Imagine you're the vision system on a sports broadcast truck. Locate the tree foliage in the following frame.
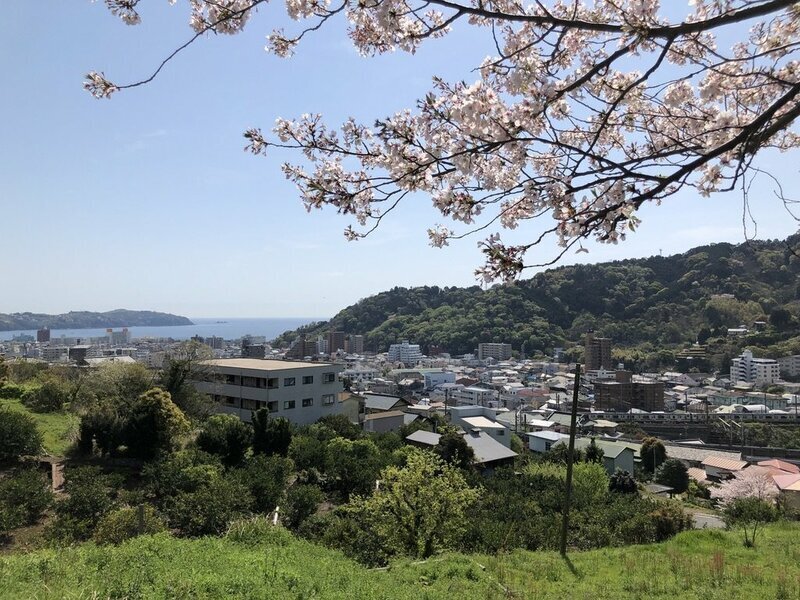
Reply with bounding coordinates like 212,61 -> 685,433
196,414 -> 252,466
124,388 -> 190,459
655,458 -> 689,494
640,437 -> 667,473
252,412 -> 293,457
348,449 -> 478,558
723,497 -> 778,548
434,429 -> 475,470
0,409 -> 42,461
90,1 -> 800,281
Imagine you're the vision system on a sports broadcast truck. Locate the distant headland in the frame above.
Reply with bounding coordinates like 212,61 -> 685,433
0,310 -> 193,332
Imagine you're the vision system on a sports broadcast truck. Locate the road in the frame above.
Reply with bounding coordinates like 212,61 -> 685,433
689,510 -> 725,529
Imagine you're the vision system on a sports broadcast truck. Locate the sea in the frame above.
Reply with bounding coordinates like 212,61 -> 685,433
0,317 -> 327,343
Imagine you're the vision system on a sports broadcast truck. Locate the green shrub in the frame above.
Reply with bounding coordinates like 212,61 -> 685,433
196,414 -> 252,466
0,383 -> 25,399
20,380 -> 68,413
0,409 -> 42,460
93,505 -> 167,545
225,516 -> 293,546
609,469 -> 638,494
724,497 -> 779,547
47,466 -> 119,544
229,454 -> 292,514
0,467 -> 52,525
164,475 -> 253,537
283,484 -> 323,530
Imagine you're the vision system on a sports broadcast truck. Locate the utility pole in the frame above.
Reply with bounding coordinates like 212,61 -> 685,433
559,363 -> 581,556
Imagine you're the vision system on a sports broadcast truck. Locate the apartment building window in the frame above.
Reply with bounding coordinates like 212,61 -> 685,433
322,372 -> 336,383
284,400 -> 296,410
302,398 -> 313,407
267,401 -> 278,413
254,400 -> 268,411
302,375 -> 314,384
268,378 -> 279,389
322,394 -> 335,406
225,374 -> 237,385
224,396 -> 238,407
242,399 -> 257,410
284,377 -> 296,387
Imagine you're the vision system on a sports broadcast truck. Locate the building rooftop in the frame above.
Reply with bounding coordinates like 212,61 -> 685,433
462,416 -> 506,430
203,358 -> 335,371
364,410 -> 407,421
701,456 -> 748,471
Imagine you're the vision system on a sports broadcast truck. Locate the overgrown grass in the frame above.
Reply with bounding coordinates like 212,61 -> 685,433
0,398 -> 77,456
0,522 -> 797,599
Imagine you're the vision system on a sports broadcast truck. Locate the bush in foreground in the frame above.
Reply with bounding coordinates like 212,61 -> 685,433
93,505 -> 167,545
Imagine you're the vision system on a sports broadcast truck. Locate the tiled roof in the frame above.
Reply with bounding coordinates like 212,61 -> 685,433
701,456 -> 748,471
757,459 -> 800,474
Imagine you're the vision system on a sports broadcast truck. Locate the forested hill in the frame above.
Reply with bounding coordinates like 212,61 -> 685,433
0,310 -> 193,331
274,234 -> 800,357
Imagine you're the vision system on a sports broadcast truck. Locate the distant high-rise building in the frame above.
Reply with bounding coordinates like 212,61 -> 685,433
107,328 -> 131,346
37,327 -> 50,343
327,330 -> 346,354
345,334 -> 364,354
206,336 -> 224,350
585,332 -> 612,370
477,343 -> 512,361
286,335 -> 317,360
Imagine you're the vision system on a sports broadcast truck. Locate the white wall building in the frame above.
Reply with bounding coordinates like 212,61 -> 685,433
450,386 -> 499,407
194,358 -> 344,426
730,350 -> 780,386
387,341 -> 423,365
423,371 -> 456,390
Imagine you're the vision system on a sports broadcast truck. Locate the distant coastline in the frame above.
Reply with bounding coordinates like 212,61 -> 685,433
0,309 -> 193,332
0,317 -> 326,343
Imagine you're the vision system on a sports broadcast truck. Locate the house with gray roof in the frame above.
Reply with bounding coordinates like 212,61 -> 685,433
553,437 -> 635,475
405,429 -> 517,469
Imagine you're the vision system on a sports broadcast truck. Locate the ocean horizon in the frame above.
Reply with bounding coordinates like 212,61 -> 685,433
0,317 -> 328,343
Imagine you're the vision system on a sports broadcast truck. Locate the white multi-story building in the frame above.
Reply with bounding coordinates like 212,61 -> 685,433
423,370 -> 456,390
477,343 -> 512,361
778,355 -> 800,377
730,350 -> 780,386
193,358 -> 345,426
387,341 -> 423,365
450,386 -> 499,407
341,367 -> 379,384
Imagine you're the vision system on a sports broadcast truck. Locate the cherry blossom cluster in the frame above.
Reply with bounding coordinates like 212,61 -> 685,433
710,469 -> 779,505
91,0 -> 800,279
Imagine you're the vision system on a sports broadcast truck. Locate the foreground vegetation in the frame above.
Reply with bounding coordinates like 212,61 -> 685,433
0,523 -> 798,599
0,398 -> 76,456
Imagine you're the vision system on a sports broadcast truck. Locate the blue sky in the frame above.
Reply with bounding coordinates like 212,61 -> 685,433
1,2 -> 798,318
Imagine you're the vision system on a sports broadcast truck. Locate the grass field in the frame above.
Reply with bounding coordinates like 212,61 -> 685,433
0,398 -> 77,457
0,521 -> 797,599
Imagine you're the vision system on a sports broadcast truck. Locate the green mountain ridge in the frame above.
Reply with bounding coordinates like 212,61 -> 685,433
0,310 -> 193,332
275,234 -> 800,360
